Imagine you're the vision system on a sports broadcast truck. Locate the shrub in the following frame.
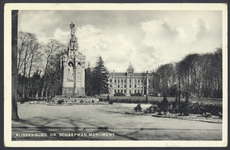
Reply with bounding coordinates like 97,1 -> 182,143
57,99 -> 64,104
131,93 -> 142,96
133,104 -> 142,112
114,93 -> 126,96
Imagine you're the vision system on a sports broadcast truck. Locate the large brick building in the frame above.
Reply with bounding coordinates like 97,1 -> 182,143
108,64 -> 152,96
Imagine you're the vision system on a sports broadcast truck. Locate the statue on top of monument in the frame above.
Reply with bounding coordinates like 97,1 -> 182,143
70,22 -> 77,42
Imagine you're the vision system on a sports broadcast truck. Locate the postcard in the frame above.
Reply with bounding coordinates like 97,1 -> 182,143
4,3 -> 228,147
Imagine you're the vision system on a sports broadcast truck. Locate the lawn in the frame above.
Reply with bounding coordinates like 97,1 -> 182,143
12,103 -> 222,141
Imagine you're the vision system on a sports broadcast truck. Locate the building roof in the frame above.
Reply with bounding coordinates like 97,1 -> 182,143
109,72 -> 149,77
109,72 -> 126,76
134,73 -> 146,76
108,64 -> 152,78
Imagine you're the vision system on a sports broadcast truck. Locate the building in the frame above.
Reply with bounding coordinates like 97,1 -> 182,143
108,64 -> 153,96
60,22 -> 86,96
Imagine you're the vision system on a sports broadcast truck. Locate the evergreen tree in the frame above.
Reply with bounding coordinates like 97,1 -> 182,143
31,70 -> 42,98
85,63 -> 93,96
92,56 -> 109,95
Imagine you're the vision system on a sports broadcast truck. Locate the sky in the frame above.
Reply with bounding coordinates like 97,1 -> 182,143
18,10 -> 222,73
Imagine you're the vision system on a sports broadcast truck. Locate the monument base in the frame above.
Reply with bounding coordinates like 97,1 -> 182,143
62,87 -> 85,96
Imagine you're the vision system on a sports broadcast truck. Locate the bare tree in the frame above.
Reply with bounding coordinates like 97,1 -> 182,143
26,41 -> 42,99
157,49 -> 222,99
17,31 -> 40,99
154,63 -> 175,96
41,40 -> 64,99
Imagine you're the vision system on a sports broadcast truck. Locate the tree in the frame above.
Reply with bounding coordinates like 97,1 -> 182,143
153,63 -> 175,96
40,40 -> 64,99
12,10 -> 19,120
85,63 -> 93,96
31,70 -> 42,98
43,51 -> 65,97
92,56 -> 109,95
152,48 -> 222,99
179,54 -> 199,94
213,48 -> 222,98
17,31 -> 42,100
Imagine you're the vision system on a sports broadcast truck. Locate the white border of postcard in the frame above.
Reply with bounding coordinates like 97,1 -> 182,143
4,3 -> 228,147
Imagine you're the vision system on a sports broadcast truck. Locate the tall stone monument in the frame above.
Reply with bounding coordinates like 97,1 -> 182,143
60,22 -> 86,96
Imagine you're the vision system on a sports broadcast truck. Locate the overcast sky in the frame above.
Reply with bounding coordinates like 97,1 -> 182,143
18,10 -> 222,72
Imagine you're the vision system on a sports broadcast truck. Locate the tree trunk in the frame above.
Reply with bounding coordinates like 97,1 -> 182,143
12,10 -> 19,120
35,92 -> 38,99
22,82 -> 25,99
178,76 -> 180,101
41,56 -> 50,99
45,88 -> 49,97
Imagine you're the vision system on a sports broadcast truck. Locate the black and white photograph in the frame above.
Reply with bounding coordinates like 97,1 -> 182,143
4,3 -> 227,147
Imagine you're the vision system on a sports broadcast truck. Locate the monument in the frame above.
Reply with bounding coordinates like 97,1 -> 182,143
60,22 -> 86,96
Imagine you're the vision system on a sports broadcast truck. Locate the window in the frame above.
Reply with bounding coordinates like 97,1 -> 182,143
130,79 -> 131,83
118,79 -> 120,83
110,85 -> 112,87
124,85 -> 126,88
121,90 -> 123,93
130,84 -> 131,88
115,79 -> 116,83
149,86 -> 150,88
121,79 -> 123,83
138,79 -> 140,83
110,79 -> 112,82
115,90 -> 116,93
118,90 -> 120,93
118,85 -> 120,88
124,79 -> 126,83
124,90 -> 126,93
149,79 -> 150,83
135,90 -> 136,93
135,84 -> 136,88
